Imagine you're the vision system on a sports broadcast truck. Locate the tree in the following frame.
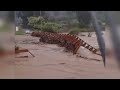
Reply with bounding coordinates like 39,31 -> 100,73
18,11 -> 34,28
28,16 -> 46,29
96,11 -> 106,23
17,17 -> 23,26
28,16 -> 62,33
76,11 -> 92,28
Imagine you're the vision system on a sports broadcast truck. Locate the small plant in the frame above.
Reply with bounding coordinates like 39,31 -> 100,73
15,45 -> 19,50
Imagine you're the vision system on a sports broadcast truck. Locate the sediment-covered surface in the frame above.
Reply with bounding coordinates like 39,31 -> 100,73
0,32 -> 120,79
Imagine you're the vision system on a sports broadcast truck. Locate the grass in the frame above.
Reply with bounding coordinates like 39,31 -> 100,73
15,30 -> 25,35
69,27 -> 94,35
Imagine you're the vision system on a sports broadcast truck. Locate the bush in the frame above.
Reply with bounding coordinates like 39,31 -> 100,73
28,16 -> 46,30
28,16 -> 62,33
69,27 -> 93,35
42,22 -> 62,33
69,28 -> 81,35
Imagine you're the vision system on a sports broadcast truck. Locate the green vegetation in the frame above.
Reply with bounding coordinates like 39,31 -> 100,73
75,11 -> 91,28
15,45 -> 19,50
41,22 -> 62,33
15,11 -> 107,34
69,27 -> 94,35
15,30 -> 25,35
28,16 -> 46,29
28,16 -> 62,33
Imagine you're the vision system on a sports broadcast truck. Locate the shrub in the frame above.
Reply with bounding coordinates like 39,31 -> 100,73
69,28 -> 81,35
69,27 -> 93,35
28,16 -> 46,30
41,22 -> 62,33
28,16 -> 62,33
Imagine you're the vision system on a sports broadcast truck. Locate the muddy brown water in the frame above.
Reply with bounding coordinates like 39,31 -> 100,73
0,32 -> 120,79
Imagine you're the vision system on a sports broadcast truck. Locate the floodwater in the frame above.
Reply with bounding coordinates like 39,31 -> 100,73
0,32 -> 120,79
